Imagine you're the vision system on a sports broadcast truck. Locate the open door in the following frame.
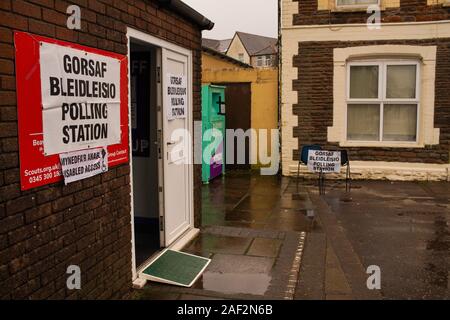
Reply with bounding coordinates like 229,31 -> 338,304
215,83 -> 252,170
161,48 -> 192,246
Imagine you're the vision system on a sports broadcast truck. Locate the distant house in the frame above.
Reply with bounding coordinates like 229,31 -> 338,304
203,31 -> 278,68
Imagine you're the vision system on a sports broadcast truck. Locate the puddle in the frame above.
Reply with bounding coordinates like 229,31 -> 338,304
291,193 -> 308,201
199,272 -> 272,295
340,197 -> 353,203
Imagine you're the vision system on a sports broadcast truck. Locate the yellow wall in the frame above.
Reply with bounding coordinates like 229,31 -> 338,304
202,52 -> 279,167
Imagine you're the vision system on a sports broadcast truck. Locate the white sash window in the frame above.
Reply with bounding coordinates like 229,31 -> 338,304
346,60 -> 420,143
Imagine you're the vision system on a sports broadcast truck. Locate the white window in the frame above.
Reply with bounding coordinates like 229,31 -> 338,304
238,53 -> 244,62
257,56 -> 263,67
336,0 -> 379,7
265,55 -> 272,66
346,60 -> 420,143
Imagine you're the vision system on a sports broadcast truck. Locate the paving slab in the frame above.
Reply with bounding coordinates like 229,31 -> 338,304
197,272 -> 272,296
207,254 -> 274,274
184,233 -> 252,256
247,238 -> 282,258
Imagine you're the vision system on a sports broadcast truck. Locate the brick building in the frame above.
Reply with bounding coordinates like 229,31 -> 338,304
280,0 -> 450,181
0,0 -> 212,299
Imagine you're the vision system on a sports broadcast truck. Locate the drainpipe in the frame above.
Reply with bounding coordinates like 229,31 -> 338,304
278,0 -> 282,175
157,0 -> 215,30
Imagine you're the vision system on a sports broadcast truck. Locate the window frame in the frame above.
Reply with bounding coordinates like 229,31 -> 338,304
335,0 -> 380,9
345,59 -> 421,144
256,56 -> 263,67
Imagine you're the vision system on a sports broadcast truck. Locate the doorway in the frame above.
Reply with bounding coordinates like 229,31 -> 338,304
217,83 -> 252,170
128,28 -> 196,280
130,41 -> 161,268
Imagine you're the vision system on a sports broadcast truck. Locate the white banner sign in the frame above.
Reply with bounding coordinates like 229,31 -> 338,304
60,147 -> 108,184
307,150 -> 341,173
166,74 -> 187,120
40,42 -> 121,155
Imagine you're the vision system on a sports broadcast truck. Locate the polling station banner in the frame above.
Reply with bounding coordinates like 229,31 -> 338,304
14,32 -> 129,190
60,148 -> 108,185
166,74 -> 188,120
307,150 -> 341,173
40,42 -> 121,155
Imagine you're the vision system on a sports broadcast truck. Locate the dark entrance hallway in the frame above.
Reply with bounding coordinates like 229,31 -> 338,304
130,41 -> 161,268
215,83 -> 252,170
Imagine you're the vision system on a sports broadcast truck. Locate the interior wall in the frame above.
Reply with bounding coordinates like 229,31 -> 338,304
131,42 -> 159,219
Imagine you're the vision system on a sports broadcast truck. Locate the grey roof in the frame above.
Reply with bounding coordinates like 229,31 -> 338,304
202,46 -> 252,69
202,38 -> 231,54
235,31 -> 278,56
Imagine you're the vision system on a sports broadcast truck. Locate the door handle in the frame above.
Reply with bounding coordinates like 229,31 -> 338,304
167,138 -> 182,146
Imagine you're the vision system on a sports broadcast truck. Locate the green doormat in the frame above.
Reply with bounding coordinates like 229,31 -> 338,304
140,250 -> 211,287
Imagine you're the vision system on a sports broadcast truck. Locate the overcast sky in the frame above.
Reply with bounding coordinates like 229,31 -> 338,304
182,0 -> 278,40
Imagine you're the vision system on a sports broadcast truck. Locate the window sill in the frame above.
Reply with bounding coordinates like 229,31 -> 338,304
332,6 -> 384,13
339,141 -> 424,148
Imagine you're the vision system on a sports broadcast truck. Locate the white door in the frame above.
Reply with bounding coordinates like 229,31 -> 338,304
161,48 -> 192,246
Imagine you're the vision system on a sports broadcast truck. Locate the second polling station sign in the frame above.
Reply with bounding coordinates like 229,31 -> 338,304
166,74 -> 187,120
15,32 -> 129,190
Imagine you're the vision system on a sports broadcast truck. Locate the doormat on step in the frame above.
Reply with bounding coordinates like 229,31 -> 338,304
140,249 -> 211,287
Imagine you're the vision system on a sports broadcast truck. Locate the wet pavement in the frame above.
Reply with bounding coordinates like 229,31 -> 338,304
135,171 -> 449,300
318,181 -> 450,299
136,172 -> 308,300
202,171 -> 317,233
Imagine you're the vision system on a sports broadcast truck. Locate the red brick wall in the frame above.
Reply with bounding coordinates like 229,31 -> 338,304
293,0 -> 450,25
292,39 -> 450,164
0,0 -> 203,299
